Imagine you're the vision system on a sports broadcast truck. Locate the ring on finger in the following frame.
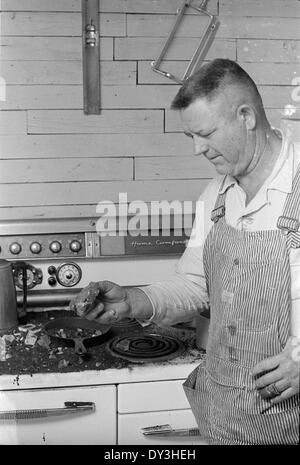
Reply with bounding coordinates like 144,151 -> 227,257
270,383 -> 281,396
266,383 -> 281,396
265,385 -> 273,396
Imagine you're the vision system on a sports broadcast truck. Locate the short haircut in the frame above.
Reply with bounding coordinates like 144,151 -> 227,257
171,58 -> 262,110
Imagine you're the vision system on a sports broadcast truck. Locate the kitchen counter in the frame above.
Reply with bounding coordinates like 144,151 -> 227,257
0,310 -> 204,391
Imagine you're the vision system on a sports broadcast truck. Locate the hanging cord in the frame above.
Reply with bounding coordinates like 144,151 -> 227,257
12,261 -> 28,319
21,263 -> 28,317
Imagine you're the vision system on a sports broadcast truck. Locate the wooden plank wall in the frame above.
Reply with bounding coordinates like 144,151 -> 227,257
0,0 -> 299,220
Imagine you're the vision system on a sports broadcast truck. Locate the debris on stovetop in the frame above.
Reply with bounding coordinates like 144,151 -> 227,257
0,310 -> 204,376
37,334 -> 51,349
0,336 -> 10,362
0,310 -> 135,375
47,326 -> 104,340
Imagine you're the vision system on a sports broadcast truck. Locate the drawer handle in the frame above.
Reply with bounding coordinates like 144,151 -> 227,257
142,424 -> 200,437
0,401 -> 95,420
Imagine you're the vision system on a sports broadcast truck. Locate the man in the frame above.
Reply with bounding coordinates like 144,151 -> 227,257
70,59 -> 300,445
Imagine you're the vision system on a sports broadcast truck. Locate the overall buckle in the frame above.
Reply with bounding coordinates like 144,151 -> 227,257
277,216 -> 300,234
211,205 -> 225,223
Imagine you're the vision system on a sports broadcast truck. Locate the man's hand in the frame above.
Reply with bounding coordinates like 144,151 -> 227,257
252,336 -> 300,404
69,280 -> 154,325
69,280 -> 132,325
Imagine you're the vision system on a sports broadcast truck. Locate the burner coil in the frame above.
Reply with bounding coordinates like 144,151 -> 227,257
107,333 -> 186,363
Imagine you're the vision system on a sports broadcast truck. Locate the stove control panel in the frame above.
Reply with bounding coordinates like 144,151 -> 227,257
0,230 -> 190,260
0,233 -> 85,260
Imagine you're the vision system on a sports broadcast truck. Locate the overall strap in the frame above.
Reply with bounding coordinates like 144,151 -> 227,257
277,162 -> 300,248
210,177 -> 227,223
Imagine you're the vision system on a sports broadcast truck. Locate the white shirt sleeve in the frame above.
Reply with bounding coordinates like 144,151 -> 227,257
139,177 -> 222,327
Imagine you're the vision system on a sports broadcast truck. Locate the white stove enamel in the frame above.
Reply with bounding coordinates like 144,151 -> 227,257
0,218 -> 207,445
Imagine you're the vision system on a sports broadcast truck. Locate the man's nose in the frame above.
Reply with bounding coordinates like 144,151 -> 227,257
193,135 -> 209,156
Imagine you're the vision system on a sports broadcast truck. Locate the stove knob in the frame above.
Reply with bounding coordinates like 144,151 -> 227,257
69,240 -> 82,252
30,242 -> 42,254
49,241 -> 62,253
48,276 -> 57,287
48,265 -> 56,275
10,242 -> 22,255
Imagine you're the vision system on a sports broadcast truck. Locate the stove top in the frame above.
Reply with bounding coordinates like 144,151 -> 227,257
0,310 -> 204,377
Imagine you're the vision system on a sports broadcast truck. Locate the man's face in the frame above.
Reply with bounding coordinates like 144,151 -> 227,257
180,94 -> 255,177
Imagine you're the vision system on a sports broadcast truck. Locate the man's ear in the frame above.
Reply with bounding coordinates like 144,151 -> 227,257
237,104 -> 257,130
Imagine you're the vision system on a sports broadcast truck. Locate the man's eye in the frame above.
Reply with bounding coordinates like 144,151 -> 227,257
198,133 -> 211,138
184,131 -> 213,138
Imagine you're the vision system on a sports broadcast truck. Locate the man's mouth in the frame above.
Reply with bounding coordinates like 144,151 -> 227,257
207,153 -> 222,162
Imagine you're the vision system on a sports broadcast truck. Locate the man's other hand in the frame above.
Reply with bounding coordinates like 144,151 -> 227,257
252,336 -> 300,404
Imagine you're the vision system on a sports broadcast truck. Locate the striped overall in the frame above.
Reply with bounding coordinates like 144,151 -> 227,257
183,167 -> 300,445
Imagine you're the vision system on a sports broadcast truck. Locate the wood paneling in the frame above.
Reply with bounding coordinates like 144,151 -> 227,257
138,61 -> 300,85
165,110 -> 183,133
135,157 -> 215,180
127,15 -> 300,40
237,39 -> 300,63
241,63 -> 300,86
0,12 -> 81,36
0,12 -> 125,37
0,205 -> 102,221
0,111 -> 27,134
0,0 -> 219,15
0,61 -> 136,85
0,158 -> 133,183
115,37 -> 236,60
0,0 -> 298,222
258,86 -> 296,109
0,37 -> 113,60
99,0 -> 219,15
0,133 -> 193,159
100,85 -> 179,109
1,85 -> 83,109
27,110 -> 164,134
0,0 -> 81,10
0,201 -> 197,221
0,180 -> 211,207
219,0 -> 300,17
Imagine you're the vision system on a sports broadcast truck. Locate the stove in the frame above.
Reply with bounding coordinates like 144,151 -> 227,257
0,217 -> 203,369
0,217 -> 207,446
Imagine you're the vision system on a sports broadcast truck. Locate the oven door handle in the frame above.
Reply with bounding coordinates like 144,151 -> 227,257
142,424 -> 200,437
0,401 -> 95,420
